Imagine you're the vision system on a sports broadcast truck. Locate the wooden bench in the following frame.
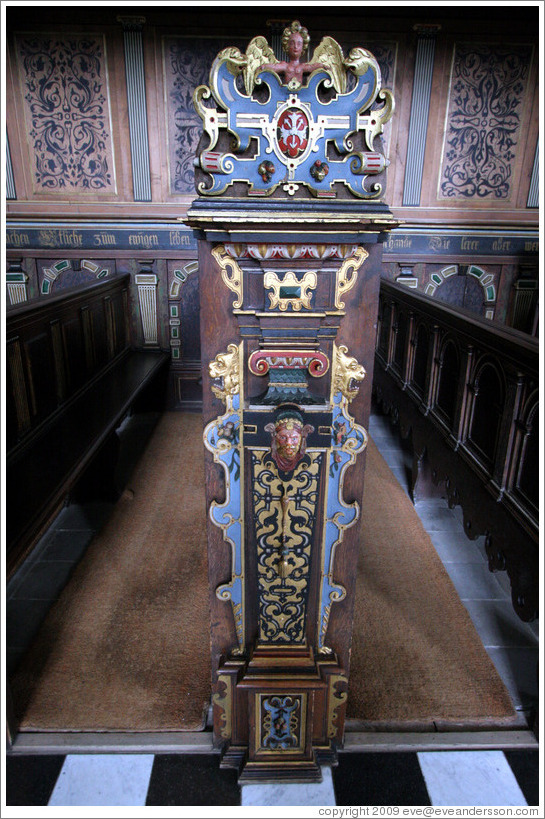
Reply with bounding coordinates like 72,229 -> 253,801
6,276 -> 169,576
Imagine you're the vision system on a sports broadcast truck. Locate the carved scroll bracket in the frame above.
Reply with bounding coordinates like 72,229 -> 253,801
335,246 -> 368,310
212,244 -> 243,309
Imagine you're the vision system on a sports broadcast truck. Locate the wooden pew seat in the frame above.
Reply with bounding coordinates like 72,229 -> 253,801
7,349 -> 169,576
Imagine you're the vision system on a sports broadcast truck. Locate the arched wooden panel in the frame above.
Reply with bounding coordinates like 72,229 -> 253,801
436,338 -> 460,424
514,396 -> 539,512
411,322 -> 429,394
469,361 -> 505,464
393,308 -> 408,371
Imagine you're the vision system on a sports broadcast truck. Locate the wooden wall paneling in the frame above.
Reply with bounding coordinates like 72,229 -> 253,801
61,315 -> 88,394
526,135 -> 539,209
50,319 -> 68,405
142,23 -> 169,205
493,371 -> 525,493
6,337 -> 32,447
117,16 -> 152,202
5,9 -> 539,225
6,24 -> 135,213
6,277 -> 132,454
22,329 -> 57,424
416,31 -> 453,212
5,36 -> 32,202
515,73 -> 540,210
382,32 -> 413,210
5,131 -> 17,200
434,35 -> 536,213
434,334 -> 460,430
373,279 -> 538,620
508,387 -> 539,517
402,25 -> 441,208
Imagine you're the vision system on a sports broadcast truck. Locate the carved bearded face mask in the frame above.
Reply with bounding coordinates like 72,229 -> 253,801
265,410 -> 314,472
275,419 -> 303,460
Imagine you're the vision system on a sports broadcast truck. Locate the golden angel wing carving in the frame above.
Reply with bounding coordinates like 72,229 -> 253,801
244,35 -> 276,95
311,36 -> 347,94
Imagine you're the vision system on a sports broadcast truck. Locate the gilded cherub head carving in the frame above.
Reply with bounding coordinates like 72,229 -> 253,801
265,407 -> 314,472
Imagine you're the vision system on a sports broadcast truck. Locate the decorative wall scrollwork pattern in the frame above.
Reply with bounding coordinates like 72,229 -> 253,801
164,37 -> 243,194
439,43 -> 533,200
16,35 -> 115,193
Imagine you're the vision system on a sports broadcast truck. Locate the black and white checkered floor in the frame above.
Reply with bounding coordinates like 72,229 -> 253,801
4,749 -> 540,807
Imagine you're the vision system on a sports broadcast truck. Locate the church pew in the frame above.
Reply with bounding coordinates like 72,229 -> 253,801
6,276 -> 169,576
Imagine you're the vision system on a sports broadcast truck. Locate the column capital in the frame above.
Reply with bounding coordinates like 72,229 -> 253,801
116,15 -> 146,32
413,23 -> 442,39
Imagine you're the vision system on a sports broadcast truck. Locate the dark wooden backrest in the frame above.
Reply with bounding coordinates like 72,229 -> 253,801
376,278 -> 539,531
6,276 -> 130,455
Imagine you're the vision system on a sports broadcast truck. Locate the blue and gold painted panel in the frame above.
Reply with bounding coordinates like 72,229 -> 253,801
193,25 -> 394,199
204,343 -> 245,653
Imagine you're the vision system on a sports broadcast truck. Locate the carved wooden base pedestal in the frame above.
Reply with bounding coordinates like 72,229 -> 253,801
214,647 -> 346,783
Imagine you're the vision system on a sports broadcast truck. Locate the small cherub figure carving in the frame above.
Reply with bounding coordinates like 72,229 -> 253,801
262,20 -> 322,86
265,407 -> 314,472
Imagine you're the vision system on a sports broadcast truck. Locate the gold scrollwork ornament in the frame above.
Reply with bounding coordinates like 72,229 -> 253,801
211,245 -> 243,309
335,246 -> 368,310
212,674 -> 233,739
264,270 -> 317,311
327,673 -> 348,739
